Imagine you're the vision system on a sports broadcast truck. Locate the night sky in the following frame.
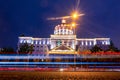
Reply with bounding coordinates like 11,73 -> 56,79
0,0 -> 120,50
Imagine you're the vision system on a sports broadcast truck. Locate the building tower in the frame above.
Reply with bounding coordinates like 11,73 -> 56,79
49,19 -> 77,54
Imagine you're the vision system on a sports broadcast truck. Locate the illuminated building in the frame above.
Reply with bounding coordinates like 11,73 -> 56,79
18,20 -> 110,54
0,11 -> 119,72
0,19 -> 118,70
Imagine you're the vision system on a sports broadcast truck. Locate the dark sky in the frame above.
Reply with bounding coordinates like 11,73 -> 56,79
0,0 -> 120,49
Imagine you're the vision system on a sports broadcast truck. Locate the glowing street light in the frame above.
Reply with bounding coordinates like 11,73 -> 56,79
72,12 -> 79,20
73,13 -> 77,19
71,22 -> 76,27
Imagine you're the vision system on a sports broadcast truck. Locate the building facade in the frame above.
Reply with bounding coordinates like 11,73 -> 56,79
18,21 -> 110,54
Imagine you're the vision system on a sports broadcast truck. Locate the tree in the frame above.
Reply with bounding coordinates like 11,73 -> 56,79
29,44 -> 34,54
18,43 -> 34,54
0,47 -> 15,54
20,34 -> 25,37
90,45 -> 103,53
107,40 -> 119,52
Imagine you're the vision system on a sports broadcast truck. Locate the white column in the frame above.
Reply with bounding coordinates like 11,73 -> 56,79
94,40 -> 96,45
39,41 -> 41,44
86,41 -> 88,46
36,41 -> 38,44
31,41 -> 33,44
72,40 -> 75,49
89,41 -> 92,46
66,29 -> 68,34
47,40 -> 49,44
81,41 -> 84,46
102,41 -> 104,45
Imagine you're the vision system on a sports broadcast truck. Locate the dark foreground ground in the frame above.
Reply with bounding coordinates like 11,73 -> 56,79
0,71 -> 120,80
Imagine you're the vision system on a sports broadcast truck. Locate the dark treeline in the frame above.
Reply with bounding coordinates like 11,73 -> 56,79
0,47 -> 15,54
90,40 -> 120,53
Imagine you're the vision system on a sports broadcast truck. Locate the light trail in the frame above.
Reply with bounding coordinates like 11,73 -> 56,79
0,65 -> 120,69
0,54 -> 119,59
47,13 -> 84,20
0,62 -> 119,65
75,0 -> 80,11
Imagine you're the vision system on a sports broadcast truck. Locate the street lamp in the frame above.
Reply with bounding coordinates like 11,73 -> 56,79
71,22 -> 76,27
71,22 -> 76,34
72,12 -> 79,20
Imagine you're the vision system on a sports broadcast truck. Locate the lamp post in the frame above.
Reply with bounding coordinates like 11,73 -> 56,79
74,50 -> 76,71
71,13 -> 77,71
71,22 -> 76,34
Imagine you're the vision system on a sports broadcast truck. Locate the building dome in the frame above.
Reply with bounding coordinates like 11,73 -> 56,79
54,24 -> 74,35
